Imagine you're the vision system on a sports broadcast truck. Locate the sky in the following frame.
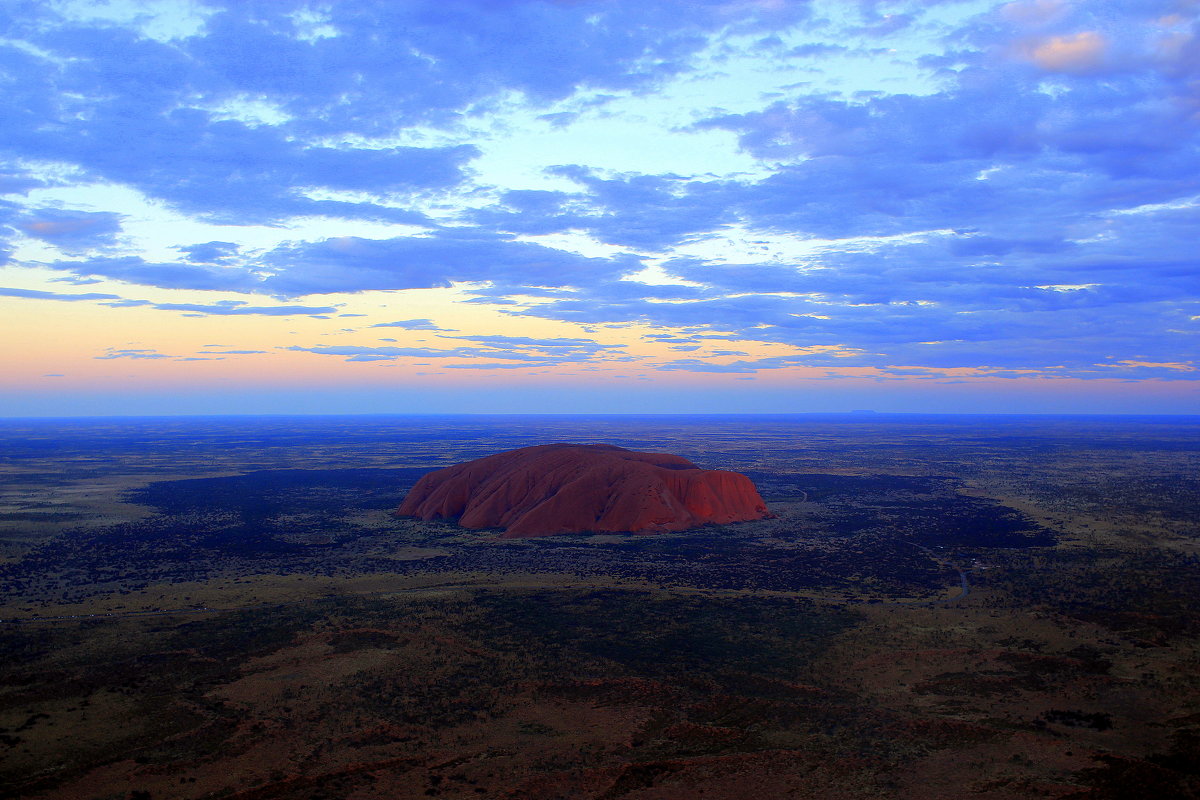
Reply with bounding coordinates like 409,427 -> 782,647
0,0 -> 1197,416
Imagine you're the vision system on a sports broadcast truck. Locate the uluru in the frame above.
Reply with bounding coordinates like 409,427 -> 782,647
397,443 -> 771,538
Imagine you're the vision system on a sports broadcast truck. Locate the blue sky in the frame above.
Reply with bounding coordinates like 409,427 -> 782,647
0,0 -> 1197,415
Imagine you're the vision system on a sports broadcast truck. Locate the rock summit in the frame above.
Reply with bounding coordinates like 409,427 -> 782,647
397,443 -> 771,537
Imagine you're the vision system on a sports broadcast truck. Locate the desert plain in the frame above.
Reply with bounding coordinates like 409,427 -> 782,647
0,413 -> 1197,799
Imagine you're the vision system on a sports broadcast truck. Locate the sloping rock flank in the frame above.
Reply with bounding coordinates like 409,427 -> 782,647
397,443 -> 771,538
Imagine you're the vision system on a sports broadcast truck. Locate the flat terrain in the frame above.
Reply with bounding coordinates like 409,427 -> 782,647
0,414 -> 1198,799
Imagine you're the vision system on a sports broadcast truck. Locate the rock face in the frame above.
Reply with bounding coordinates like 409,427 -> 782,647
397,443 -> 771,538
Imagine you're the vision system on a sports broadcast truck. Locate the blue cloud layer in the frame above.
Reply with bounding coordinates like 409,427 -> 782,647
369,319 -> 448,331
0,0 -> 803,224
287,333 -> 626,367
0,286 -> 335,316
2,0 -> 1197,382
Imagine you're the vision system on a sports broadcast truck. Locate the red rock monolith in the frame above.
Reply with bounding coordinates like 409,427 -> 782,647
397,443 -> 771,538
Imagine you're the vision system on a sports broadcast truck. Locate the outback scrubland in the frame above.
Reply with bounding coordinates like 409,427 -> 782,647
0,414 -> 1197,799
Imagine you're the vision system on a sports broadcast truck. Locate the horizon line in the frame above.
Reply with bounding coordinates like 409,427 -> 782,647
3,411 -> 1200,422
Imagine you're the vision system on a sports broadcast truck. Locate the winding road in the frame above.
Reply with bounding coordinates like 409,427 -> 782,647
906,542 -> 972,603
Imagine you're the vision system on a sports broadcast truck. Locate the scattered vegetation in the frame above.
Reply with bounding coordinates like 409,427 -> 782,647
0,415 -> 1196,799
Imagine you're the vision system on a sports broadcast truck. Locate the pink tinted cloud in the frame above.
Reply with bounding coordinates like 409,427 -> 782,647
1024,31 -> 1110,74
23,217 -> 105,237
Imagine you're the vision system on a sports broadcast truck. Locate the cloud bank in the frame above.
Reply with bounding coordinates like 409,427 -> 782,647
0,0 -> 1195,395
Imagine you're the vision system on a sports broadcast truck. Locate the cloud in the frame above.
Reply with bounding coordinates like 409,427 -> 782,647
656,359 -> 765,373
253,231 -> 645,297
285,345 -> 466,361
369,319 -> 447,331
445,334 -> 619,351
442,362 -> 558,370
0,169 -> 44,196
0,0 -> 811,227
502,214 -> 1200,373
999,0 -> 1070,27
149,301 -> 339,316
524,168 -> 735,250
1022,31 -> 1110,74
286,335 -> 623,365
645,334 -> 701,343
789,42 -> 849,57
18,209 -> 123,251
178,241 -> 240,264
0,23 -> 474,222
3,0 -> 1197,389
95,348 -> 169,360
0,287 -> 122,302
0,286 -> 337,317
44,256 -> 259,292
91,345 -> 266,362
850,12 -> 916,37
